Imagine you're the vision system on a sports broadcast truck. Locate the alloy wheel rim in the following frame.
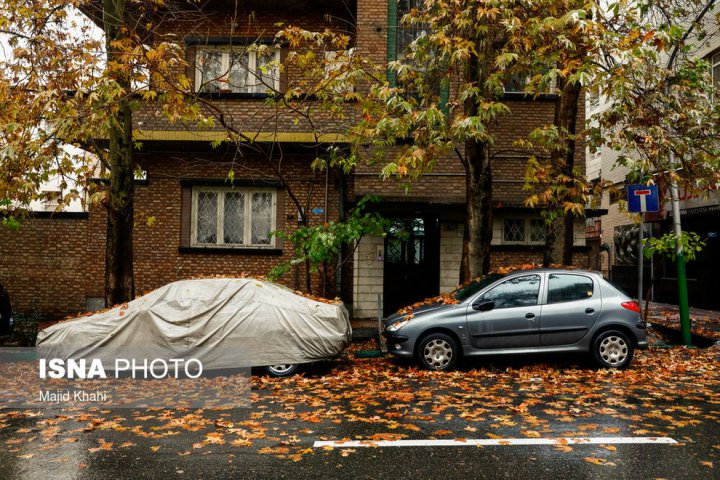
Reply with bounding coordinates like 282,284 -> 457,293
599,336 -> 628,366
268,364 -> 294,374
423,339 -> 453,369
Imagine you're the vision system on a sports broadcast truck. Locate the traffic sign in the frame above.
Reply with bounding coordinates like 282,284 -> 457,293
627,184 -> 659,213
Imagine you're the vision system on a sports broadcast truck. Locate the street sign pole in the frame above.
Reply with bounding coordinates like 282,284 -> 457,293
627,185 -> 659,318
638,213 -> 644,313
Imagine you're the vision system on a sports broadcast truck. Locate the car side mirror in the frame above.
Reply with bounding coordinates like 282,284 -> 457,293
472,299 -> 495,311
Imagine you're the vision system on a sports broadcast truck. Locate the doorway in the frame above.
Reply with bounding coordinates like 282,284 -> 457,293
383,217 -> 440,316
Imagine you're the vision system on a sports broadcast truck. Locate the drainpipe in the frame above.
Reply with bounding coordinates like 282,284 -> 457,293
336,172 -> 345,298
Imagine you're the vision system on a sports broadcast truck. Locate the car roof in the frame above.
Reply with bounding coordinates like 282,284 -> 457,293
504,268 -> 602,277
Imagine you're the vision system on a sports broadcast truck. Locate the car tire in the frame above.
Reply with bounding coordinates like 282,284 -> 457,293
417,333 -> 458,372
592,330 -> 634,369
264,364 -> 300,377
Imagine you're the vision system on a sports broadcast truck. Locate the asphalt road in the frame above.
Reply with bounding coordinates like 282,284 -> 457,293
2,348 -> 720,479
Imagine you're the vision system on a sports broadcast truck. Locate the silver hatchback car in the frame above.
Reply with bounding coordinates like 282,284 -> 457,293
383,269 -> 647,371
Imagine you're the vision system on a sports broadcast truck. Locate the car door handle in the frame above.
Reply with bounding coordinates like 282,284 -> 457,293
585,308 -> 595,314
525,313 -> 535,319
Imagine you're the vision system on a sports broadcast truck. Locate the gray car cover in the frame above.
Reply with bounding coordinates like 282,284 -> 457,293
36,278 -> 351,369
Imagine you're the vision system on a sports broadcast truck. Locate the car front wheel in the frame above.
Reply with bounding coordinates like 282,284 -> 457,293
417,333 -> 458,371
264,364 -> 300,377
592,330 -> 634,369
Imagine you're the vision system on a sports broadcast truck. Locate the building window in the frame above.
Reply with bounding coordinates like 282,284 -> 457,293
396,0 -> 427,60
324,49 -> 356,94
711,50 -> 720,91
504,69 -> 557,94
191,187 -> 276,248
529,219 -> 546,243
503,218 -> 526,243
195,46 -> 280,94
503,218 -> 546,245
588,91 -> 600,110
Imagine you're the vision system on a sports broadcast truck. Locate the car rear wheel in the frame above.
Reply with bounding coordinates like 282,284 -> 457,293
417,333 -> 458,371
592,330 -> 634,369
264,364 -> 300,377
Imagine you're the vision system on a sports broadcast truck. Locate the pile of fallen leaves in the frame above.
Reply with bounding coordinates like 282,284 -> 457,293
491,262 -> 587,274
648,310 -> 720,341
396,294 -> 459,317
1,345 -> 719,468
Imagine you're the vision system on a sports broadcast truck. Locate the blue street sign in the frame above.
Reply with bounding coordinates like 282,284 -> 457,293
627,184 -> 659,213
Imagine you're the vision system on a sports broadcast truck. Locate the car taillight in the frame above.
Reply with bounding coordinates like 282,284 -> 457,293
621,301 -> 641,313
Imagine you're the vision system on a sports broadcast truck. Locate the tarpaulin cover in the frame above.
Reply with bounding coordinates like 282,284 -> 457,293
36,278 -> 352,369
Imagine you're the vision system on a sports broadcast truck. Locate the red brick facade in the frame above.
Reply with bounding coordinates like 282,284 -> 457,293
0,216 -> 90,317
0,0 -> 589,319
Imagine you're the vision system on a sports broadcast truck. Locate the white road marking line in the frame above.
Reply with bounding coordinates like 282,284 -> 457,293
314,437 -> 678,448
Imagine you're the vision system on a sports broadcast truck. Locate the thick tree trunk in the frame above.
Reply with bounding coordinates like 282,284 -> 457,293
460,140 -> 493,282
543,214 -> 575,267
104,0 -> 135,305
543,80 -> 581,267
459,37 -> 493,283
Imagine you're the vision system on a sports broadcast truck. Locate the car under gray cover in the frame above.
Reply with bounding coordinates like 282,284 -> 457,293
37,278 -> 352,375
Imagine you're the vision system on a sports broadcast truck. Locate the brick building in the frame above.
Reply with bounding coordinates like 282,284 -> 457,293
0,0 -> 590,324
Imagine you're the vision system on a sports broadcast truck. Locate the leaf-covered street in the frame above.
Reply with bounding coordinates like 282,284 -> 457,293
2,339 -> 720,479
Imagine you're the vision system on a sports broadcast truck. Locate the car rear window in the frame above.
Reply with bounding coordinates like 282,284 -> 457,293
602,278 -> 632,298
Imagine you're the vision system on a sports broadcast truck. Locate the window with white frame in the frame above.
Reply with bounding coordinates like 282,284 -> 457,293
191,187 -> 276,248
712,50 -> 720,91
503,218 -> 546,245
324,49 -> 356,94
195,46 -> 280,94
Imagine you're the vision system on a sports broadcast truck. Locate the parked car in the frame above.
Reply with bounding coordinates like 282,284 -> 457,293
383,269 -> 647,371
37,278 -> 352,377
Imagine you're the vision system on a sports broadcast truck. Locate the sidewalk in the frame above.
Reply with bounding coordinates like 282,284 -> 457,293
645,301 -> 720,344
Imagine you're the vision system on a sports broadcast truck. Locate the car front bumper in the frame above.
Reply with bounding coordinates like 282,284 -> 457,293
382,331 -> 415,358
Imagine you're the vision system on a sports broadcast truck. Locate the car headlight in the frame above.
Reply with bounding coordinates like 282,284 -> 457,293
386,319 -> 410,332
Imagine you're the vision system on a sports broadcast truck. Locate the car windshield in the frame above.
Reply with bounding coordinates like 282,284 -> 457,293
451,273 -> 505,302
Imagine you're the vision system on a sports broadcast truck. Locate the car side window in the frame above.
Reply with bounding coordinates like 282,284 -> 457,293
482,275 -> 541,309
547,274 -> 594,304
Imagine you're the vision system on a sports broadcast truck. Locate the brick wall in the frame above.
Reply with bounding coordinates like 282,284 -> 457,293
0,216 -> 90,317
490,249 -> 590,270
128,150 -> 342,297
135,4 -> 361,136
0,149 -> 343,318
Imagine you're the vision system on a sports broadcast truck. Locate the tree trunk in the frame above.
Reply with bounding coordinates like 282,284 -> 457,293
103,0 -> 135,306
543,80 -> 581,266
459,37 -> 493,283
460,140 -> 493,282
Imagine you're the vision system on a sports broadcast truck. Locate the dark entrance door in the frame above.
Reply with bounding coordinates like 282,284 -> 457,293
383,217 -> 440,316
